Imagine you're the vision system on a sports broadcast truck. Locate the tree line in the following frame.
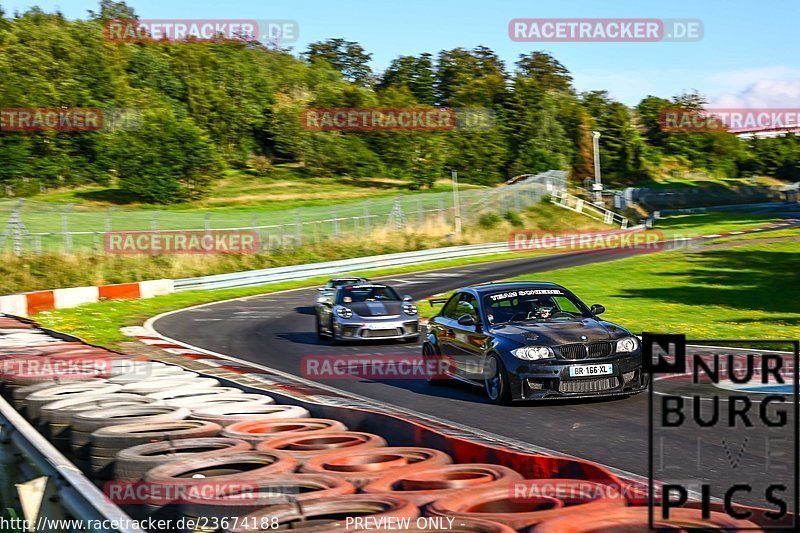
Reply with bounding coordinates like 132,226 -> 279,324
0,1 -> 798,203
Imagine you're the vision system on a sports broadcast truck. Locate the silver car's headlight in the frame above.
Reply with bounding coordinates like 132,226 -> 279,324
511,346 -> 554,361
616,337 -> 639,353
336,307 -> 353,319
402,303 -> 418,315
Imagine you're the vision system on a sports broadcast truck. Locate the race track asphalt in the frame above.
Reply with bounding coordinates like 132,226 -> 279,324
153,245 -> 797,508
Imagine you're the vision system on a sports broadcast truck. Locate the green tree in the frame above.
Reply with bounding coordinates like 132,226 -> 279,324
515,51 -> 573,93
306,38 -> 373,86
378,53 -> 436,105
104,112 -> 222,203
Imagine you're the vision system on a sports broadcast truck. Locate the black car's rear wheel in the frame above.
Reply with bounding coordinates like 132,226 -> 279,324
422,343 -> 447,386
484,353 -> 511,405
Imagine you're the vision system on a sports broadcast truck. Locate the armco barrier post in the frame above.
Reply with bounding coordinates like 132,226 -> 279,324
333,207 -> 339,237
62,205 -> 73,254
295,209 -> 302,245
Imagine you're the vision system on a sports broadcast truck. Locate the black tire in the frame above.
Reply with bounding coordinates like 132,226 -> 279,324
329,316 -> 340,345
422,343 -> 447,386
316,313 -> 325,339
484,353 -> 512,405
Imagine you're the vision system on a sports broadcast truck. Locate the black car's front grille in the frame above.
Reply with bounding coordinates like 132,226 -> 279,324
559,377 -> 619,394
559,342 -> 613,360
363,328 -> 401,338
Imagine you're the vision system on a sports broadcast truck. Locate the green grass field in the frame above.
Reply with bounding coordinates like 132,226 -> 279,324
421,236 -> 799,340
27,168 -> 486,212
652,212 -> 782,238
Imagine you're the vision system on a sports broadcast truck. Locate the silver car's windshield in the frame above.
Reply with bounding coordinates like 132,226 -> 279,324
337,285 -> 400,303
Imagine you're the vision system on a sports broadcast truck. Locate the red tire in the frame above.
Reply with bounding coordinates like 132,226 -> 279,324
181,473 -> 355,524
221,418 -> 347,444
426,479 -> 625,530
300,447 -> 453,488
362,463 -> 523,506
255,431 -> 386,461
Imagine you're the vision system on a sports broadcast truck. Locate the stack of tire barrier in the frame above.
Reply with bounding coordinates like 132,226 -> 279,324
0,314 -> 771,532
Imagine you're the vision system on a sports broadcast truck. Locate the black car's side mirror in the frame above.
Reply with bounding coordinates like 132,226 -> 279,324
457,314 -> 477,327
590,304 -> 606,316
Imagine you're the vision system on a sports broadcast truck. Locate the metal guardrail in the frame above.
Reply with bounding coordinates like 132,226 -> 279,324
0,394 -> 146,533
550,189 -> 629,228
174,241 -> 512,291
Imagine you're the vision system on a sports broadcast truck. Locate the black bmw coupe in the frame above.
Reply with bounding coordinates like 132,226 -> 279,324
423,282 -> 646,404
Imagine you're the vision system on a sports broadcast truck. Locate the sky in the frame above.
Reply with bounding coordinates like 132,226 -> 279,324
4,0 -> 800,107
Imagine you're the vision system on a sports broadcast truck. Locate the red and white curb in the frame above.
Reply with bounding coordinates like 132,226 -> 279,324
0,279 -> 173,318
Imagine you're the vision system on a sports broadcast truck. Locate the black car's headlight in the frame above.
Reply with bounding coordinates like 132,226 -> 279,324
511,346 -> 554,361
402,303 -> 418,315
616,336 -> 639,353
336,307 -> 353,319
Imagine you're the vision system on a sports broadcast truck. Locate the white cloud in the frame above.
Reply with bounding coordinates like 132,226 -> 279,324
710,78 -> 800,108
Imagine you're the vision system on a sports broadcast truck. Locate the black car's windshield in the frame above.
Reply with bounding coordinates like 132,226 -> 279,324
337,285 -> 400,303
483,288 -> 591,324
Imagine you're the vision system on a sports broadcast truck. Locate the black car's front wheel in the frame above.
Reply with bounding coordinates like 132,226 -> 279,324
316,314 -> 331,339
484,353 -> 511,405
422,343 -> 446,386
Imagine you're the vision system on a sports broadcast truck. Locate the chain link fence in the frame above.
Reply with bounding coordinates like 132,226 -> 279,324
0,171 -> 566,255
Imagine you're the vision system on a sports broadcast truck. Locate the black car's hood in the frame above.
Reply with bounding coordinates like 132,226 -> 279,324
345,301 -> 403,318
489,318 -> 629,345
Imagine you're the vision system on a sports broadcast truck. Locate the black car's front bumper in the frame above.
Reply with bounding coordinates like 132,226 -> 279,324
505,351 -> 647,401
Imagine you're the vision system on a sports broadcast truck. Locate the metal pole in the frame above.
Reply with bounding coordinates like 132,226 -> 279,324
62,205 -> 73,254
592,131 -> 602,203
452,169 -> 462,236
333,207 -> 339,237
294,209 -> 302,246
364,200 -> 370,234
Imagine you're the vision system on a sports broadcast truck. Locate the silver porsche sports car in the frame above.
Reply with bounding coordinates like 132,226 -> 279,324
316,283 -> 419,343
